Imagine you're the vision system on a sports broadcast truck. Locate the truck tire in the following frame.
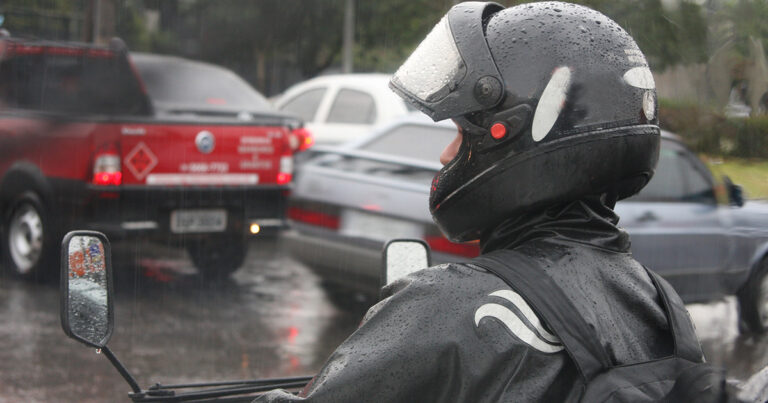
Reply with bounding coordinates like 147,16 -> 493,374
1,191 -> 56,281
738,257 -> 768,334
187,235 -> 246,279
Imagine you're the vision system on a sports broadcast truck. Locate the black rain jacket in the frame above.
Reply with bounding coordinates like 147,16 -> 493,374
254,197 -> 674,402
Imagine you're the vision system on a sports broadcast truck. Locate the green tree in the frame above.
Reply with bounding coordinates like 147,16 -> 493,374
174,0 -> 344,92
709,0 -> 768,58
0,0 -> 86,39
353,0 -> 452,72
579,0 -> 709,69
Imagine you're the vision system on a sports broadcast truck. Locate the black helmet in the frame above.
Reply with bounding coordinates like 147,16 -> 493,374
390,1 -> 660,242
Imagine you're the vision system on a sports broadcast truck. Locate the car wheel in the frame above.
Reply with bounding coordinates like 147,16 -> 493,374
187,235 -> 246,279
2,192 -> 55,281
738,258 -> 768,334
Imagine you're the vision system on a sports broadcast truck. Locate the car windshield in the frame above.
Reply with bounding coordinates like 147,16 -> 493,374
132,55 -> 271,112
0,50 -> 149,115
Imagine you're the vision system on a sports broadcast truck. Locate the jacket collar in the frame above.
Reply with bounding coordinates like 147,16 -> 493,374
480,195 -> 630,254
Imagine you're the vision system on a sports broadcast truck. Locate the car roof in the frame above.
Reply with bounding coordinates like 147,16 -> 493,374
130,52 -> 232,73
295,73 -> 392,85
277,73 -> 396,102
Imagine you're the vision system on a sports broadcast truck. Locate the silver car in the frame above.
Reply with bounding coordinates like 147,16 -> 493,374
284,114 -> 768,332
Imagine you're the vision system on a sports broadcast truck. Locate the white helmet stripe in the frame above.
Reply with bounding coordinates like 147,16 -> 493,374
623,67 -> 655,90
532,66 -> 572,142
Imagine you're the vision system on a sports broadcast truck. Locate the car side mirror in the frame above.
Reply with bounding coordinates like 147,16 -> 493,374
723,176 -> 745,207
60,231 -> 114,348
381,239 -> 431,291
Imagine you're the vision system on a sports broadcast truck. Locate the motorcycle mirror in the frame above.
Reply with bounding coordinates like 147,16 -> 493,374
381,239 -> 431,290
60,231 -> 114,349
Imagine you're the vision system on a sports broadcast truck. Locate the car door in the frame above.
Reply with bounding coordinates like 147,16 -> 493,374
615,138 -> 735,302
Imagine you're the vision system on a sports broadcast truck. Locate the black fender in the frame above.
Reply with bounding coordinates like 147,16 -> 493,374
0,162 -> 55,224
745,241 -> 768,283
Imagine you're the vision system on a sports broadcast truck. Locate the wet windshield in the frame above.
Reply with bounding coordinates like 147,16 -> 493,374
1,1 -> 767,401
0,48 -> 149,115
131,53 -> 272,113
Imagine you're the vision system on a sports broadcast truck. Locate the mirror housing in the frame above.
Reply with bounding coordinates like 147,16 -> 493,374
60,230 -> 114,349
723,175 -> 745,207
381,239 -> 431,292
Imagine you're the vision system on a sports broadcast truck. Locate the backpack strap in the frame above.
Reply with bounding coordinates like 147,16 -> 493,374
642,268 -> 704,363
471,249 -> 612,382
471,249 -> 705,383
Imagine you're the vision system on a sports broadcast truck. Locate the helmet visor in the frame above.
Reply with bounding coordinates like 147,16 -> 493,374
391,17 -> 466,105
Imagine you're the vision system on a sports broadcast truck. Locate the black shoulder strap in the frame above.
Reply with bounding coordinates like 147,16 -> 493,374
471,249 -> 612,382
642,268 -> 704,363
471,249 -> 704,382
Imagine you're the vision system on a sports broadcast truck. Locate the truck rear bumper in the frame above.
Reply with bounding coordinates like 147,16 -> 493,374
66,184 -> 289,240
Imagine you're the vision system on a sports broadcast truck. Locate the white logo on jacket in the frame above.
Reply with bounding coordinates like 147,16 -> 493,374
474,290 -> 564,353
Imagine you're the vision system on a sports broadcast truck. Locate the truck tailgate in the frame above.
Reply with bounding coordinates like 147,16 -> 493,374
119,122 -> 291,186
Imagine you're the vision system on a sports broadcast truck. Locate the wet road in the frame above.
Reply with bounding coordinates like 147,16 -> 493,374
1,237 -> 768,402
0,238 -> 362,402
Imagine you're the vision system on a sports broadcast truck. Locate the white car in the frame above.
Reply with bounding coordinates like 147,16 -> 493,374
274,74 -> 416,146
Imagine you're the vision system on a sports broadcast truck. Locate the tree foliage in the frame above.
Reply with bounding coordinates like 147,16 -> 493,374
3,0 -> 768,93
709,0 -> 768,58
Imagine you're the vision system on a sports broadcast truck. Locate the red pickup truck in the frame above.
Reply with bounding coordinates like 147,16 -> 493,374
0,37 -> 305,280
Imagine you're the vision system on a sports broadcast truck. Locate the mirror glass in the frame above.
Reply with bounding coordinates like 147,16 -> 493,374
66,235 -> 110,346
384,240 -> 430,287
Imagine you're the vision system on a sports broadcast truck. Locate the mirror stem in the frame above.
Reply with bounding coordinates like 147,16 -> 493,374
102,346 -> 142,393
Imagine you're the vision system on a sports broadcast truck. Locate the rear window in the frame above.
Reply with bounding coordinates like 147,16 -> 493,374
280,87 -> 326,122
0,49 -> 150,116
359,124 -> 455,162
132,55 -> 271,112
326,88 -> 377,124
634,147 -> 687,201
629,140 -> 715,203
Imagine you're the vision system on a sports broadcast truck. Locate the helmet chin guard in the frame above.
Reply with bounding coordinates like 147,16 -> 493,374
393,2 -> 661,242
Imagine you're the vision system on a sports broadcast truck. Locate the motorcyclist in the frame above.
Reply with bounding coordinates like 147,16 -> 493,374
256,2 -> 688,401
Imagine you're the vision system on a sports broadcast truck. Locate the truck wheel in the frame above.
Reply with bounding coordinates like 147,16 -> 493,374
738,258 -> 768,334
187,236 -> 246,279
2,192 -> 55,281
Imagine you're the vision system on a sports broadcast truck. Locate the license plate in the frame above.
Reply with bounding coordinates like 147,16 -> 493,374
170,209 -> 227,233
340,209 -> 422,241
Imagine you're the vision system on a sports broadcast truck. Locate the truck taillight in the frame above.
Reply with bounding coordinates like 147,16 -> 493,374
289,128 -> 314,152
93,153 -> 122,186
278,156 -> 293,185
